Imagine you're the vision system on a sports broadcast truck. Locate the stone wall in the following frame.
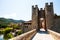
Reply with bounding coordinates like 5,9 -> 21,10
32,5 -> 39,30
32,2 -> 55,31
45,2 -> 54,29
48,29 -> 60,40
50,18 -> 60,33
9,29 -> 37,40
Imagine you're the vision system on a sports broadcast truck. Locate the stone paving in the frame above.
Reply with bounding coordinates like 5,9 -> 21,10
32,29 -> 55,40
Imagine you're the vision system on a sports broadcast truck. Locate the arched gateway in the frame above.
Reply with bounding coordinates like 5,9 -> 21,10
32,2 -> 54,31
39,18 -> 47,31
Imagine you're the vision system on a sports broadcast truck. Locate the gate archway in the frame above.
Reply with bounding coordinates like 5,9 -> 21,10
38,18 -> 47,31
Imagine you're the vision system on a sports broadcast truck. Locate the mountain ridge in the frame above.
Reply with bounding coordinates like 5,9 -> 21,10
0,17 -> 25,23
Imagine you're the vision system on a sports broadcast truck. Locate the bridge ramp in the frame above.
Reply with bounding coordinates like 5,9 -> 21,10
32,29 -> 55,40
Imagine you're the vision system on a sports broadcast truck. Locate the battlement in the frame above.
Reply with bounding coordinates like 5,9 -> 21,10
45,2 -> 53,7
39,8 -> 45,11
50,2 -> 53,5
32,5 -> 38,9
35,5 -> 38,8
45,3 -> 48,6
32,5 -> 34,8
32,2 -> 53,12
40,8 -> 43,10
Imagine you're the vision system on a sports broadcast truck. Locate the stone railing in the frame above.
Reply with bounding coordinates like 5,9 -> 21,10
48,29 -> 60,40
9,29 -> 36,40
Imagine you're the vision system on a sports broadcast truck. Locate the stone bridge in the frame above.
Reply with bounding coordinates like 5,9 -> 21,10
9,2 -> 60,40
9,29 -> 60,40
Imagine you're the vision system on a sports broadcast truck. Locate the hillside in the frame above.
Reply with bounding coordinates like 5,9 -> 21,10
0,17 -> 25,24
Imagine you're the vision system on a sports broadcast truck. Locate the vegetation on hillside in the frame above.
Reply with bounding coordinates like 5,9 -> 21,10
0,17 -> 24,40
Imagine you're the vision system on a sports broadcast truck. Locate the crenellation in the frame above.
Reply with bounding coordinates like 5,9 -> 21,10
40,8 -> 43,10
32,5 -> 34,9
35,5 -> 38,8
50,2 -> 53,5
45,3 -> 48,7
45,2 -> 53,8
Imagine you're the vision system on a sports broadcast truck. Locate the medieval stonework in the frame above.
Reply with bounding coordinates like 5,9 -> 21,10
32,2 -> 54,31
21,2 -> 60,33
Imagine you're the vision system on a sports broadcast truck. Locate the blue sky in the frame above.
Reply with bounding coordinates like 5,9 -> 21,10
0,0 -> 60,21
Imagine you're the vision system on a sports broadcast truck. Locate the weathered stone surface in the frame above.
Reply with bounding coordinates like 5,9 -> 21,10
32,2 -> 60,33
48,29 -> 60,40
9,29 -> 36,40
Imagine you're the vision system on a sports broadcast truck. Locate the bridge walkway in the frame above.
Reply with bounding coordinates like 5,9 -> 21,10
32,29 -> 55,40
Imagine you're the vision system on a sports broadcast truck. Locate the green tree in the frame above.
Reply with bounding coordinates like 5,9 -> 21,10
16,30 -> 23,35
4,33 -> 14,40
4,27 -> 13,34
0,30 -> 4,34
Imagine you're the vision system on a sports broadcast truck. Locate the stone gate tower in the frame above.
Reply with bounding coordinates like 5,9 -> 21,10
32,5 -> 39,30
45,2 -> 54,29
32,2 -> 54,31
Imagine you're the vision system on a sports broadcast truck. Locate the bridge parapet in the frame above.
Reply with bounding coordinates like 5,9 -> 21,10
9,29 -> 37,40
48,29 -> 60,40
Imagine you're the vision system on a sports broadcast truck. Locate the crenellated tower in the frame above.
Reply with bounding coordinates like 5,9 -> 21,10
32,5 -> 39,30
45,2 -> 54,29
32,2 -> 54,31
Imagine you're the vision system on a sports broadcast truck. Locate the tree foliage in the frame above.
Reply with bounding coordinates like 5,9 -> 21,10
16,30 -> 23,35
4,27 -> 13,34
4,33 -> 13,40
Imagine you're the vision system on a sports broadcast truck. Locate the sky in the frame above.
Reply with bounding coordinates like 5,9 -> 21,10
0,0 -> 60,21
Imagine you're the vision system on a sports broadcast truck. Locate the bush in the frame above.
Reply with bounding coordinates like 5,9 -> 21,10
7,33 -> 13,38
0,24 -> 8,28
0,30 -> 4,34
16,30 -> 23,35
4,33 -> 14,40
4,27 -> 13,34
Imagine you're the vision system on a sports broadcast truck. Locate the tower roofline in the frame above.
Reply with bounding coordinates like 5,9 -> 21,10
50,2 -> 53,4
35,5 -> 38,8
45,3 -> 48,6
40,8 -> 43,10
45,2 -> 53,6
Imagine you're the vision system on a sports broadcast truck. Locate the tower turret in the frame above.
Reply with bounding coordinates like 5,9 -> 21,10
45,2 -> 54,29
32,5 -> 39,30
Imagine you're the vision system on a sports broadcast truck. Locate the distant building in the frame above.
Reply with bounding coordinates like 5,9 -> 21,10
20,20 -> 32,32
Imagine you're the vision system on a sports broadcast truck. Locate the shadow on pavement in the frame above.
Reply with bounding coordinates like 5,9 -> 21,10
38,30 -> 49,34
